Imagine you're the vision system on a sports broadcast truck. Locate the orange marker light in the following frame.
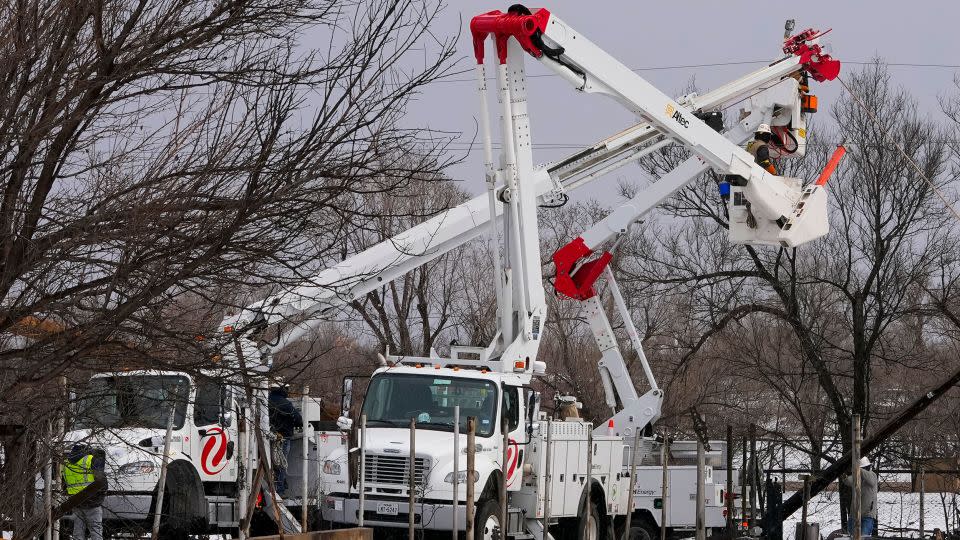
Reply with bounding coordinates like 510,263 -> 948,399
223,325 -> 234,333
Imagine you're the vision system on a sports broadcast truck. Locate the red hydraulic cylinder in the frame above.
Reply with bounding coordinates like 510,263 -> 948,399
815,144 -> 846,186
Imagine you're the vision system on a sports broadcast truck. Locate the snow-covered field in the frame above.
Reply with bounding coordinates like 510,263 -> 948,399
782,491 -> 959,538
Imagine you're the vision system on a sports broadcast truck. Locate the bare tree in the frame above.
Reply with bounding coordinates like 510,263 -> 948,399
345,175 -> 469,357
614,61 -> 954,471
0,0 -> 459,532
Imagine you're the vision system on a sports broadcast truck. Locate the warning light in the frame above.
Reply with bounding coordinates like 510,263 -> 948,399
514,360 -> 525,371
223,325 -> 234,333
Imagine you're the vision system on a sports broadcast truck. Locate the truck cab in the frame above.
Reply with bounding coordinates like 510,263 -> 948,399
65,370 -> 246,536
320,364 -> 535,531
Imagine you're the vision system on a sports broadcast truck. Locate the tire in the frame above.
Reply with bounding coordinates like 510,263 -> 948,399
249,508 -> 279,537
159,463 -> 209,538
629,522 -> 659,540
578,500 -> 606,540
474,498 -> 503,540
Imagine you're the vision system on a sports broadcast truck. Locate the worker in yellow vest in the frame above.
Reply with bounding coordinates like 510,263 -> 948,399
63,444 -> 107,540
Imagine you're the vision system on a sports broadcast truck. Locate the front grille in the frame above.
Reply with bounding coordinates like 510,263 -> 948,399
363,454 -> 430,486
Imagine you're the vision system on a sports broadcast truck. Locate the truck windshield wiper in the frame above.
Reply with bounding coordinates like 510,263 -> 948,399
417,421 -> 456,431
366,419 -> 402,427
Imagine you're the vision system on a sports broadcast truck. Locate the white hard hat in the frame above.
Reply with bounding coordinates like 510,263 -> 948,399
756,123 -> 772,134
859,456 -> 871,468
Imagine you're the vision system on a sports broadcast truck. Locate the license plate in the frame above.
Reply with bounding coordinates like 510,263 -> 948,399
376,502 -> 399,516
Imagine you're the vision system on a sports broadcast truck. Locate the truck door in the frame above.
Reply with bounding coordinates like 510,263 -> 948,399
192,377 -> 237,483
501,385 -> 526,491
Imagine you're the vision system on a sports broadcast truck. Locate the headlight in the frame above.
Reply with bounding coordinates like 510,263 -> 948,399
443,470 -> 477,484
119,461 -> 156,475
323,460 -> 342,475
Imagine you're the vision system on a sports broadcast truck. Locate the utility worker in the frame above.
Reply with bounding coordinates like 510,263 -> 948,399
746,123 -> 778,175
63,444 -> 107,540
841,456 -> 878,537
268,383 -> 302,494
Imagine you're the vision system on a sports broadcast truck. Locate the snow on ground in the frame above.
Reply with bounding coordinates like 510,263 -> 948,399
782,491 -> 958,538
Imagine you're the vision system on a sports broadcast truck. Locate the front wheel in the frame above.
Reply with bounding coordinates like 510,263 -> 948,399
475,498 -> 502,540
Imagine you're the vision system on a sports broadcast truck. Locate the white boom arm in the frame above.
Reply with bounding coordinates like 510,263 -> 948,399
223,10 -> 840,378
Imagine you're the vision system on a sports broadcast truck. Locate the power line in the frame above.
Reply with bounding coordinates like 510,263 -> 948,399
434,59 -> 960,84
440,141 -> 960,152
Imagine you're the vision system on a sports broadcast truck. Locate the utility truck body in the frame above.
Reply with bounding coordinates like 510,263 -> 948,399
320,365 -> 630,536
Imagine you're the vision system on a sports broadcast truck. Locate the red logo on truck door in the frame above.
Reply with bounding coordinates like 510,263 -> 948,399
201,427 -> 229,475
505,438 -> 520,487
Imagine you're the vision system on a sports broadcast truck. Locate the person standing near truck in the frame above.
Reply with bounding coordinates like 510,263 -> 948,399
63,444 -> 107,540
268,383 -> 303,494
842,456 -> 878,536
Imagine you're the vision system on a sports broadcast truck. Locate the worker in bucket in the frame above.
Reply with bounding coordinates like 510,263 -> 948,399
746,123 -> 778,175
841,456 -> 878,536
63,444 -> 107,540
268,381 -> 302,494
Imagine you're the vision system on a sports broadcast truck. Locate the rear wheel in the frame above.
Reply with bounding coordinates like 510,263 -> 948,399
578,500 -> 605,540
475,498 -> 502,540
628,522 -> 658,540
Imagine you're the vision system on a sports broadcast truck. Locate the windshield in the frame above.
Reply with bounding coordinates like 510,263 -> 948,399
74,375 -> 190,430
361,373 -> 498,437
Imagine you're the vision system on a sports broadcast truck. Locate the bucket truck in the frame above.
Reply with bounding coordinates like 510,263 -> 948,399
306,6 -> 840,539
58,6 -> 841,539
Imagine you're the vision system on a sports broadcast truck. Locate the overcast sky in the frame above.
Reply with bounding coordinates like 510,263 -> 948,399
402,1 -> 960,199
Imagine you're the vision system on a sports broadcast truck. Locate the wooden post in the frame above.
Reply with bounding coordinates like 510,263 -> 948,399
696,439 -> 706,540
852,415 -> 862,540
741,436 -> 748,534
782,444 -> 787,487
500,416 -> 509,538
238,404 -> 250,540
359,414 -> 367,528
624,431 -> 641,540
466,417 -> 476,540
543,419 -> 553,539
661,434 -> 669,540
585,428 -> 593,538
409,418 -> 416,540
749,424 -> 757,532
453,405 -> 460,538
726,426 -> 734,540
53,376 -> 66,540
43,420 -> 53,540
151,405 -> 176,540
920,465 -> 926,539
301,387 -> 310,532
801,475 -> 810,540
252,399 -> 287,538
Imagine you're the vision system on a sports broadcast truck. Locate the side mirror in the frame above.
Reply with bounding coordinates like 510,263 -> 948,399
337,416 -> 353,431
526,389 -> 540,437
341,378 -> 354,418
220,411 -> 233,428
